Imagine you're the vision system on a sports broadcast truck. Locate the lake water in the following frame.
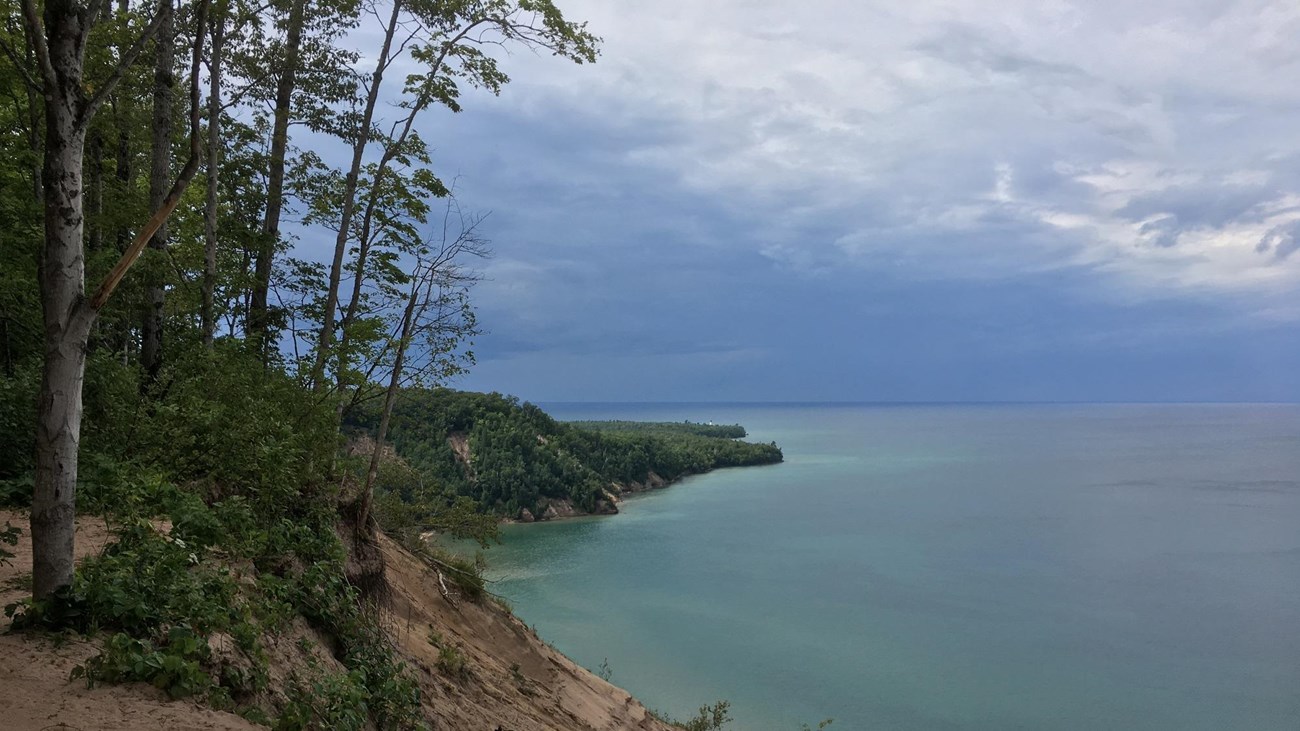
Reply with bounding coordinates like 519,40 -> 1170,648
475,403 -> 1300,730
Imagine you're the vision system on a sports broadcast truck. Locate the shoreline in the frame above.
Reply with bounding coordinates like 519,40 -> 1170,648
502,460 -> 784,525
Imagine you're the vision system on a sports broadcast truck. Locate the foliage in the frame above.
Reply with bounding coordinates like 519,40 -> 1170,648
569,420 -> 748,439
0,0 -> 799,726
0,361 -> 38,480
435,644 -> 468,680
276,662 -> 371,731
651,702 -> 833,731
274,626 -> 424,731
126,344 -> 336,506
366,458 -> 500,549
653,701 -> 732,731
356,389 -> 782,519
682,701 -> 734,731
508,659 -> 534,694
73,628 -> 213,699
2,352 -> 424,727
0,475 -> 33,509
559,423 -> 784,485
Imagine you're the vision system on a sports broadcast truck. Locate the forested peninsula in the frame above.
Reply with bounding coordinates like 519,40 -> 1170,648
352,389 -> 783,525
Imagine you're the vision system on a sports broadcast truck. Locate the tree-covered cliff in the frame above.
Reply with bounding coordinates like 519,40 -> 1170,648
349,389 -> 783,520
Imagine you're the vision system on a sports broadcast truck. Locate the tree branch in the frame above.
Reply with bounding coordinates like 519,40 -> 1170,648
89,0 -> 211,310
0,33 -> 40,92
16,0 -> 54,88
81,2 -> 171,127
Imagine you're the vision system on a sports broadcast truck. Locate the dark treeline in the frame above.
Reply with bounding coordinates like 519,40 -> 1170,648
349,389 -> 784,521
569,420 -> 749,439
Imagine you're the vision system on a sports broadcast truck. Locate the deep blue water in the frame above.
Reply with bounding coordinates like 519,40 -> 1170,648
474,403 -> 1300,730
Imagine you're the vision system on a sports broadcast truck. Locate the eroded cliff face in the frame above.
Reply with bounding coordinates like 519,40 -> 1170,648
0,509 -> 675,731
379,532 -> 674,731
446,433 -> 474,479
511,470 -> 684,523
610,470 -> 669,496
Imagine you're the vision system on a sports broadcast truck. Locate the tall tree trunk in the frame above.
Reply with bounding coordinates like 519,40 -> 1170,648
107,0 -> 131,355
25,80 -> 43,202
325,13 -> 474,399
108,98 -> 133,356
248,0 -> 307,357
201,0 -> 227,349
26,0 -> 206,599
31,0 -> 96,601
140,0 -> 174,380
86,129 -> 103,253
333,191 -> 380,414
358,260 -> 424,533
112,97 -> 130,250
312,0 -> 403,393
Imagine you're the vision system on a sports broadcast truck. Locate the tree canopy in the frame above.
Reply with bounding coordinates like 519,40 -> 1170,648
352,389 -> 783,520
0,0 -> 597,598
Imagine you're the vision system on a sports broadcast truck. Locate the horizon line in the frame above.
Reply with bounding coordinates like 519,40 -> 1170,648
532,399 -> 1300,406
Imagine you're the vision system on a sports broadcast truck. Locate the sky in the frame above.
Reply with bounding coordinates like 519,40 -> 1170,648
329,0 -> 1300,402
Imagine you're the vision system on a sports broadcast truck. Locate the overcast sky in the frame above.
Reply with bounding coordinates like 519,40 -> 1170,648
333,0 -> 1300,402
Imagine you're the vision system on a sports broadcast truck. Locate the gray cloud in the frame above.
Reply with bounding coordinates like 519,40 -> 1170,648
1138,215 -> 1182,249
1258,221 -> 1300,260
912,23 -> 1094,87
1118,181 -> 1273,228
377,0 -> 1300,400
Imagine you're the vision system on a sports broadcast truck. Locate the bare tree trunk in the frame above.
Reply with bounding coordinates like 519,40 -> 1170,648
113,98 -> 130,250
107,97 -> 133,356
25,80 -> 43,202
333,192 -> 380,415
358,261 -> 423,532
86,129 -> 103,253
201,0 -> 227,349
356,204 -> 486,528
249,0 -> 307,357
140,0 -> 174,380
31,0 -> 96,600
312,0 -> 403,392
25,0 -> 206,600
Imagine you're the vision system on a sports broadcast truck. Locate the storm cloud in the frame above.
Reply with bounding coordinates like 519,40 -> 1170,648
306,0 -> 1300,401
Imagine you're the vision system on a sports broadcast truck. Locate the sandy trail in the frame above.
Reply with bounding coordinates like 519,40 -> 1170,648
0,509 -> 261,731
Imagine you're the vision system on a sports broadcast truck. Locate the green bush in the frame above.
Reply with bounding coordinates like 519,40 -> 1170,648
277,664 -> 370,731
436,644 -> 468,680
8,452 -> 424,730
73,627 -> 213,699
128,344 -> 334,508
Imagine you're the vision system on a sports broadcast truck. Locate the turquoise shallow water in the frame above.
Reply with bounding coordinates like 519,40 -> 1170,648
473,404 -> 1300,730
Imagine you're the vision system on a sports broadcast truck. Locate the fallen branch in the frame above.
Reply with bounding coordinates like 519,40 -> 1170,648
436,569 -> 457,608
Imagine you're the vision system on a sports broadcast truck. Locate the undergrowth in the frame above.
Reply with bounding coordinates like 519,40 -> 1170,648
6,467 -> 425,728
650,701 -> 834,731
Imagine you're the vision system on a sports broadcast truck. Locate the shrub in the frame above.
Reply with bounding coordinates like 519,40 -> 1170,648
436,644 -> 468,680
73,627 -> 213,699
